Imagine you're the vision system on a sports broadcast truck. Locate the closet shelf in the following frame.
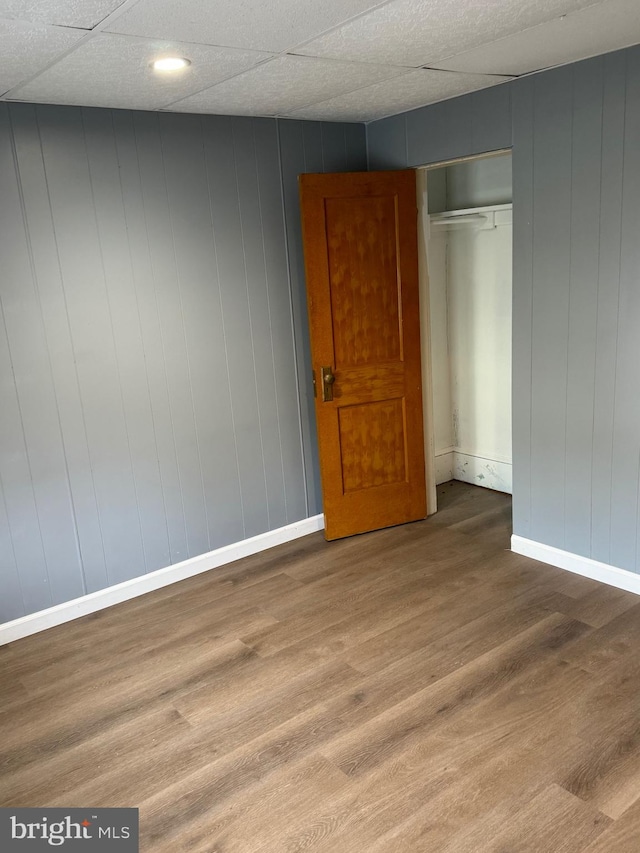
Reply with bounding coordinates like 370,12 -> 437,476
430,213 -> 486,226
429,203 -> 512,231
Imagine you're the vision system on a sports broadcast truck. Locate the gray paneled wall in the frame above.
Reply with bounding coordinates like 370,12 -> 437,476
367,82 -> 512,170
367,45 -> 640,574
512,49 -> 640,573
0,104 -> 366,622
6,42 -> 640,624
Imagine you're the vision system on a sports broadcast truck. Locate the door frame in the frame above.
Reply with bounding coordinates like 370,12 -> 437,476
416,148 -> 512,514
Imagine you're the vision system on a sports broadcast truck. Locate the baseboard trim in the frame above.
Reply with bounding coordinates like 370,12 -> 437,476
453,451 -> 512,494
0,514 -> 325,646
511,535 -> 640,597
435,451 -> 454,485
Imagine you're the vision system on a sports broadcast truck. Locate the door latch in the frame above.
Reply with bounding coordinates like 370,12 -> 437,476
321,366 -> 336,402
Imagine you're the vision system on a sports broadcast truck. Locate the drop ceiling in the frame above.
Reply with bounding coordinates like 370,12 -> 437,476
0,0 -> 639,122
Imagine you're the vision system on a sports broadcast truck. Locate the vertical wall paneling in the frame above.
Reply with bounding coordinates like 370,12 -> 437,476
611,46 -> 640,571
563,59 -> 603,558
1,104 -> 363,621
6,106 -> 89,607
510,79 -> 534,538
233,116 -> 286,532
529,67 -> 574,550
0,276 -> 51,617
37,105 -> 146,588
320,122 -> 347,171
276,120 -> 318,514
345,123 -> 367,171
303,121 -> 324,172
445,94 -> 474,162
114,110 -> 189,565
367,45 -> 640,573
0,104 -> 83,612
402,86 -> 513,169
0,480 -> 22,622
591,51 -> 627,565
366,113 -> 407,170
162,112 -> 245,549
323,121 -> 366,172
9,105 -> 109,596
406,100 -> 448,167
201,115 -> 268,539
9,43 -> 640,618
300,120 -> 332,511
253,118 -> 307,524
83,108 -> 171,574
154,112 -> 213,555
470,84 -> 512,156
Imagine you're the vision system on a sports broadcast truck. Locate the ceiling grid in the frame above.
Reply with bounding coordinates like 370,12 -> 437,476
0,0 -> 638,120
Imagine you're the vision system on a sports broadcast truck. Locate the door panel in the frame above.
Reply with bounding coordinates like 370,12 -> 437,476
299,170 -> 426,540
326,196 -> 402,367
339,399 -> 407,491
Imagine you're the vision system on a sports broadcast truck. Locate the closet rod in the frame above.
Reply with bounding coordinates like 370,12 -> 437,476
430,213 -> 487,225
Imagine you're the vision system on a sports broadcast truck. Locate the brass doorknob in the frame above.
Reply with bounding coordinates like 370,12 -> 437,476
321,366 -> 336,402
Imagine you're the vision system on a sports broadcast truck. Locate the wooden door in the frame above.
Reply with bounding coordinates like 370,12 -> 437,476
299,170 -> 427,540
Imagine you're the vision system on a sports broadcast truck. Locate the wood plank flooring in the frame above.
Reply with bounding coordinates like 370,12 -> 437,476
2,481 -> 640,852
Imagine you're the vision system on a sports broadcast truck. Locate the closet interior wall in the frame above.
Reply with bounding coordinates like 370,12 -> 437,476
424,154 -> 513,495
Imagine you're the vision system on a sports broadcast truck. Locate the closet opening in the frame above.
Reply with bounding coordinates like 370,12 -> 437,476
417,151 -> 513,515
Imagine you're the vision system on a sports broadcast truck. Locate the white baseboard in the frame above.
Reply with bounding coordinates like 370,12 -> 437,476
433,449 -> 512,493
453,451 -> 512,494
511,535 -> 640,597
0,514 -> 325,646
435,450 -> 454,485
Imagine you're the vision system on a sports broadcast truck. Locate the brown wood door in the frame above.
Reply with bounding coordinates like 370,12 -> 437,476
299,169 -> 427,540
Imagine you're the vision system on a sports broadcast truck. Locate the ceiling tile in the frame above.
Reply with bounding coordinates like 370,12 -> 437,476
431,0 -> 640,76
106,0 -> 388,53
0,18 -> 86,94
168,54 -> 406,116
7,33 -> 273,110
286,69 -> 512,123
296,0 -> 599,68
0,0 -> 125,29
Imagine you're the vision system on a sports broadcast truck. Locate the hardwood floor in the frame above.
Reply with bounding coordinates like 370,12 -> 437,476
2,481 -> 640,852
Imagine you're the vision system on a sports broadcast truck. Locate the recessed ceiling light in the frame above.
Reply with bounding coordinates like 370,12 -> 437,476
152,57 -> 191,72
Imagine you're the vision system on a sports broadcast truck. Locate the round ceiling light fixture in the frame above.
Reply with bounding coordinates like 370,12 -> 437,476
152,57 -> 191,72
